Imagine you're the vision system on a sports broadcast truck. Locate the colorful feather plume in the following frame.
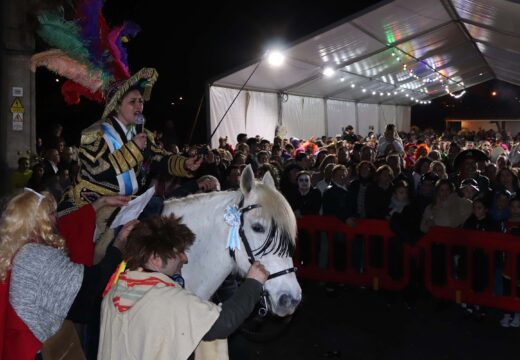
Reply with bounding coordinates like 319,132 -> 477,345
37,12 -> 91,66
75,0 -> 106,69
31,49 -> 103,92
61,80 -> 103,105
32,0 -> 142,106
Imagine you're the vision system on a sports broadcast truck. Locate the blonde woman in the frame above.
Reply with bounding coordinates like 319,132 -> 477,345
0,189 -> 134,359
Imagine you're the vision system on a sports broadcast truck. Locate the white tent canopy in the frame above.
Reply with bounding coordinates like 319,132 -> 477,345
208,0 -> 520,146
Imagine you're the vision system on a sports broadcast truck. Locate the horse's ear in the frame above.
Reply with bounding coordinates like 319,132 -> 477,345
262,170 -> 276,190
240,165 -> 255,194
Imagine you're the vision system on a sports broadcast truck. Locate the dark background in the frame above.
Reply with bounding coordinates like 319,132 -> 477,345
35,0 -> 520,146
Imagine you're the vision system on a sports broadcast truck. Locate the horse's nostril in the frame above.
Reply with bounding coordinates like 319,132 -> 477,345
278,294 -> 291,308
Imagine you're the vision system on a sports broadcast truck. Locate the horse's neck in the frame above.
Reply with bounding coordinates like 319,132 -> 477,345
170,191 -> 242,300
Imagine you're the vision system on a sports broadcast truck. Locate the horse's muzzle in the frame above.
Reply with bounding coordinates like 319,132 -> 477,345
275,293 -> 301,316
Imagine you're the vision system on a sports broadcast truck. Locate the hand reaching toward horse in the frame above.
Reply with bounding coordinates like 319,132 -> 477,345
92,195 -> 131,212
185,155 -> 203,172
246,261 -> 270,285
113,219 -> 140,251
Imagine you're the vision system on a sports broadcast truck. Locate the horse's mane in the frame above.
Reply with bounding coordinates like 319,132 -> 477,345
163,184 -> 297,257
163,189 -> 236,208
253,183 -> 296,257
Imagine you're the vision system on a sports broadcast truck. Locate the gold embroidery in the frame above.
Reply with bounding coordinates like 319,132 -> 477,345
168,155 -> 190,177
126,141 -> 144,163
108,154 -> 121,175
73,180 -> 118,205
82,157 -> 111,175
121,146 -> 138,168
81,128 -> 103,145
79,143 -> 108,163
113,150 -> 129,172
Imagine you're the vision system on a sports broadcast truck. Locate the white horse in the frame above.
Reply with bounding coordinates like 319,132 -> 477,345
162,165 -> 301,317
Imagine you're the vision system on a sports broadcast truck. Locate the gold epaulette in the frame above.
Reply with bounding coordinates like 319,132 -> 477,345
81,121 -> 104,145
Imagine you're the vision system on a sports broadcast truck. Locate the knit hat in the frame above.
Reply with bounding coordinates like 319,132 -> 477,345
10,243 -> 83,342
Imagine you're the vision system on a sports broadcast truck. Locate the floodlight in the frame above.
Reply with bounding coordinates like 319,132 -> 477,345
267,51 -> 285,66
323,67 -> 335,77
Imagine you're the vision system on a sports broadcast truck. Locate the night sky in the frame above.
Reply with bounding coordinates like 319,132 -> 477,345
35,0 -> 520,145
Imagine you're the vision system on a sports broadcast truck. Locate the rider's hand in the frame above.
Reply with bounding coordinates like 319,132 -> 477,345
92,195 -> 131,212
133,133 -> 148,150
246,261 -> 270,285
185,156 -> 203,172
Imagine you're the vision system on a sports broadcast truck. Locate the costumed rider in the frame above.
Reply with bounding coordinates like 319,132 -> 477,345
62,68 -> 201,211
29,5 -> 201,263
58,69 -> 201,262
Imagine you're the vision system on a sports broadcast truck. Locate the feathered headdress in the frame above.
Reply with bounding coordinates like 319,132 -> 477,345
31,0 -> 157,116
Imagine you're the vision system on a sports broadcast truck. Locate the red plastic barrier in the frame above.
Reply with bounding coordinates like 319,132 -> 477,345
418,227 -> 520,313
294,216 -> 411,290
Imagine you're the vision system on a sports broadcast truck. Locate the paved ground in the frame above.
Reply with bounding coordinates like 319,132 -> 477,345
235,280 -> 518,360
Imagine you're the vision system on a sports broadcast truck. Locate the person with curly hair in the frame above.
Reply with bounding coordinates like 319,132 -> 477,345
99,215 -> 270,360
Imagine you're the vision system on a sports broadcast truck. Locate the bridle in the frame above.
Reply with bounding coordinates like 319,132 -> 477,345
228,197 -> 297,315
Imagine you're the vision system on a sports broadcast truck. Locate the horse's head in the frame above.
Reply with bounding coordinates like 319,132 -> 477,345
234,165 -> 302,317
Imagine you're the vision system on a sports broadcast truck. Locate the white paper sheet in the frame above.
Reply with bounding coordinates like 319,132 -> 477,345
110,186 -> 156,229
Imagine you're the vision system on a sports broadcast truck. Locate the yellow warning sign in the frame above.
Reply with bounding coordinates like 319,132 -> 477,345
10,98 -> 24,113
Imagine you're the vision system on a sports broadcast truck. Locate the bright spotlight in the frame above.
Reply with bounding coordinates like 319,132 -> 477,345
267,51 -> 285,66
323,67 -> 335,77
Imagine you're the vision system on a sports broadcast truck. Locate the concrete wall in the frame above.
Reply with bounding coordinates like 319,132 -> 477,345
1,0 -> 35,196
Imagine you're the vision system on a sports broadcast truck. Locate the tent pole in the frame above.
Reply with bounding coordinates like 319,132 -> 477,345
188,95 -> 205,145
209,62 -> 261,141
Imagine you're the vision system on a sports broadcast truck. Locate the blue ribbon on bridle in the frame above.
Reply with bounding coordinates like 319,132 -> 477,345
224,205 -> 241,251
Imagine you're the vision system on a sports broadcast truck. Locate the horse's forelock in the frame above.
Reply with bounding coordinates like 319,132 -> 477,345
255,183 -> 297,245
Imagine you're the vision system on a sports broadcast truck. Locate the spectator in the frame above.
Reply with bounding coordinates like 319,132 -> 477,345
9,157 -> 32,191
420,179 -> 472,233
459,178 -> 480,201
366,165 -> 394,219
26,163 -> 46,193
348,161 -> 376,219
323,165 -> 355,225
376,124 -> 404,157
287,171 -> 321,217
495,168 -> 519,196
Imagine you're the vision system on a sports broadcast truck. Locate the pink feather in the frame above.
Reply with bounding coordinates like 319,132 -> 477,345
107,26 -> 130,80
31,49 -> 103,92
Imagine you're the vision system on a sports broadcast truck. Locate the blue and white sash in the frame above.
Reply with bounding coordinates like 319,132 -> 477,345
101,122 -> 139,195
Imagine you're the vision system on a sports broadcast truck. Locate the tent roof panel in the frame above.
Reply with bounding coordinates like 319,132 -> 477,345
453,0 -> 520,36
212,0 -> 520,106
287,23 -> 385,67
351,0 -> 451,43
465,23 -> 520,54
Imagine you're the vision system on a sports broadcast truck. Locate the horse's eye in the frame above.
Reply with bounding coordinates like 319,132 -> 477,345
251,223 -> 265,233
